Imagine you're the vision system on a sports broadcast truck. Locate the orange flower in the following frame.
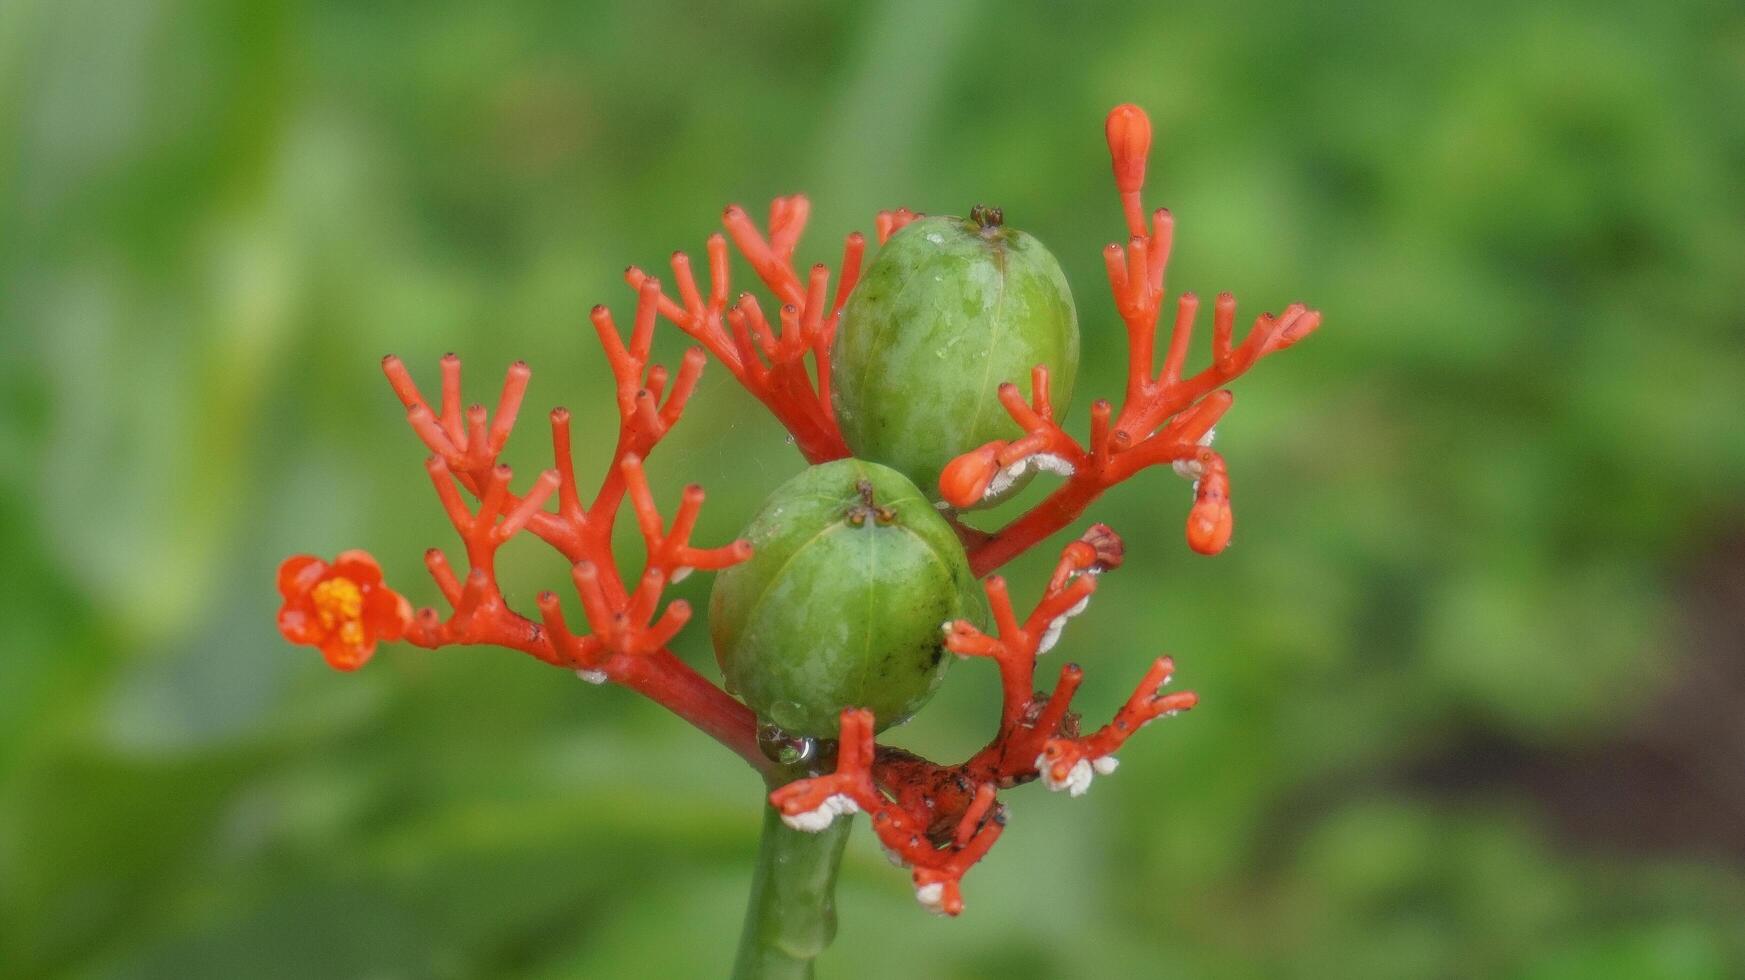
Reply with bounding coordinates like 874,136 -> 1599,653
276,550 -> 412,671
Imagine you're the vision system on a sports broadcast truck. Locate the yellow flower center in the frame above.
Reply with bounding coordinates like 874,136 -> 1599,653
312,577 -> 365,642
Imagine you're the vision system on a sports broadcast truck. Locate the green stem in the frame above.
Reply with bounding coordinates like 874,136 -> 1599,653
732,780 -> 853,980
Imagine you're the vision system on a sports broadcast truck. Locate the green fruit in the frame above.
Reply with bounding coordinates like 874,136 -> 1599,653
710,458 -> 983,737
832,209 -> 1079,502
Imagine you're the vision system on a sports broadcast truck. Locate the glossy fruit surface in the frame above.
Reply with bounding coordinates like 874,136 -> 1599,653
710,458 -> 982,737
832,209 -> 1078,501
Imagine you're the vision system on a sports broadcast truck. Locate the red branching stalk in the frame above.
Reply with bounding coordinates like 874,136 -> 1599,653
279,102 -> 1312,922
940,104 -> 1321,576
773,526 -> 1197,915
375,302 -> 769,771
771,709 -> 1006,917
625,199 -> 924,465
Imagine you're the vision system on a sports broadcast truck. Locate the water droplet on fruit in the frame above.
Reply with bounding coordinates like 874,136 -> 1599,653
757,722 -> 816,766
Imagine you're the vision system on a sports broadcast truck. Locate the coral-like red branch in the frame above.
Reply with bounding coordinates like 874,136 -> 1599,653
368,301 -> 768,771
626,198 -> 924,465
771,709 -> 1005,917
279,103 -> 1308,922
941,104 -> 1321,576
771,527 -> 1196,914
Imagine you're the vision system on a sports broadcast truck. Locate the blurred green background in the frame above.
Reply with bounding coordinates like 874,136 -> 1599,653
4,0 -> 1744,977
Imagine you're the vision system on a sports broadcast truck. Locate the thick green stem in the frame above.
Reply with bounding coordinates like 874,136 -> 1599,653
732,784 -> 853,980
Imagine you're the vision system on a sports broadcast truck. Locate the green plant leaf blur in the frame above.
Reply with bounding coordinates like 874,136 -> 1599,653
3,0 -> 1742,977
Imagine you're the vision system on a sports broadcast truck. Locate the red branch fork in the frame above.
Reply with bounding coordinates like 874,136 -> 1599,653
376,306 -> 767,771
625,198 -> 921,465
278,103 -> 1313,918
941,104 -> 1322,575
771,525 -> 1198,914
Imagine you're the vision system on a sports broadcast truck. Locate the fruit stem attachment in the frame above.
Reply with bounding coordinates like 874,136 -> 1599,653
968,203 -> 1005,232
733,768 -> 854,980
845,479 -> 896,526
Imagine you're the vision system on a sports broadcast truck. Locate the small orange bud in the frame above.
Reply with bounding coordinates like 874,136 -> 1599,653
939,443 -> 1004,509
1104,103 -> 1151,195
1185,501 -> 1233,556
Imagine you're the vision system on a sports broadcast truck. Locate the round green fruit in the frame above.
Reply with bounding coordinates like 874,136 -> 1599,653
710,458 -> 983,737
831,208 -> 1079,502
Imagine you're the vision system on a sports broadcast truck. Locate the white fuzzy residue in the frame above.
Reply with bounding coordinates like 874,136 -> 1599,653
1036,593 -> 1092,655
780,793 -> 860,833
914,882 -> 948,915
983,453 -> 1078,502
1031,453 -> 1076,477
1038,754 -> 1096,797
1172,427 -> 1217,480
